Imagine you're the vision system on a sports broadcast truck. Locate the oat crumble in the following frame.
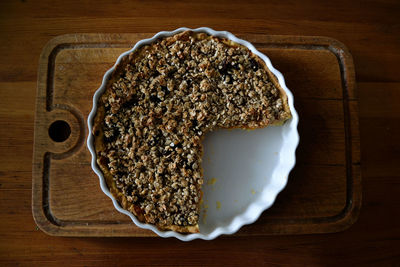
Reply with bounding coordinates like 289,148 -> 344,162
93,31 -> 291,233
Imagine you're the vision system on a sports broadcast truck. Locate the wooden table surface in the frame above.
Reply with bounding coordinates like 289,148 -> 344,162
1,0 -> 399,265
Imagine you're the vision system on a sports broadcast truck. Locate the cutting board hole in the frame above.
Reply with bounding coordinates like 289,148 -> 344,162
49,120 -> 71,142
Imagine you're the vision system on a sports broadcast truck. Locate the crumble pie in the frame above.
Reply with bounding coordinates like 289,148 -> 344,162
92,31 -> 291,233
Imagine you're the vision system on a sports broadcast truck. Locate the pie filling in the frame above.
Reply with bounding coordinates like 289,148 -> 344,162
93,31 -> 291,233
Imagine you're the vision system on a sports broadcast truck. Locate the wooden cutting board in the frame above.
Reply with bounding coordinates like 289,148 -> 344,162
32,33 -> 361,237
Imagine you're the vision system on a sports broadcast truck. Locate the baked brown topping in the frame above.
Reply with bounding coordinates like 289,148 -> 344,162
94,31 -> 291,232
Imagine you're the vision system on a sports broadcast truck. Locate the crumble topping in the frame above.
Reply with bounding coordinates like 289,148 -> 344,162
96,31 -> 291,229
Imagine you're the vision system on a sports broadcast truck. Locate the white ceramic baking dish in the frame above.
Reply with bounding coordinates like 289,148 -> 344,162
87,27 -> 299,241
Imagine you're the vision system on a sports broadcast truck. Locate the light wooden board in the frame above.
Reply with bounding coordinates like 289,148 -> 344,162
32,33 -> 361,236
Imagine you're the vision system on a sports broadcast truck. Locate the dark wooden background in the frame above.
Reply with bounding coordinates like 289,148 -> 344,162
1,0 -> 399,265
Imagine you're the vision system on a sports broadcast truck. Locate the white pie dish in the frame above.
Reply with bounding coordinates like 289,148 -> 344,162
87,27 -> 299,241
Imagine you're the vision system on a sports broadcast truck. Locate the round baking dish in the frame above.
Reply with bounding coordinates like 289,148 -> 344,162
87,27 -> 299,241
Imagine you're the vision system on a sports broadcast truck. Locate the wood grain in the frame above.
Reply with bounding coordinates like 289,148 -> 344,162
1,0 -> 399,265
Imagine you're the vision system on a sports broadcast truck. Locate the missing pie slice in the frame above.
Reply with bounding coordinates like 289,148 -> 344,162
92,31 -> 291,233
